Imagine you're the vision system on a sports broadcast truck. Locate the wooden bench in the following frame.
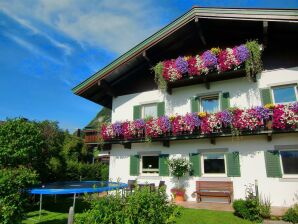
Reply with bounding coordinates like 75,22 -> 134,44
194,181 -> 233,203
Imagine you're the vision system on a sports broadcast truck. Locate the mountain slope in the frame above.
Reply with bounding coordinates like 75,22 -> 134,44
85,107 -> 111,129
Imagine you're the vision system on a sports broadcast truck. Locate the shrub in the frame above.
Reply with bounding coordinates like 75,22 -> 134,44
259,196 -> 271,219
76,192 -> 126,223
65,161 -> 108,181
0,167 -> 38,224
76,187 -> 180,224
233,198 -> 262,222
282,204 -> 298,224
125,187 -> 180,224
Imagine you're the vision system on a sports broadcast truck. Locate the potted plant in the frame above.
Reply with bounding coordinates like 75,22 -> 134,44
168,157 -> 191,202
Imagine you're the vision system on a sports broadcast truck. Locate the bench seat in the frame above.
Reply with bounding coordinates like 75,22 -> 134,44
194,181 -> 233,203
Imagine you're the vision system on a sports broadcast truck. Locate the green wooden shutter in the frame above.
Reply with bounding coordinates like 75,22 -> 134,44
226,152 -> 241,177
189,153 -> 201,176
157,102 -> 165,117
260,88 -> 273,105
133,105 -> 141,120
191,97 -> 199,112
159,154 -> 169,176
264,151 -> 282,178
130,155 -> 140,176
221,92 -> 230,110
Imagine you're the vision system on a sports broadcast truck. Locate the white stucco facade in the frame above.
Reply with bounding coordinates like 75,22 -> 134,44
109,67 -> 298,207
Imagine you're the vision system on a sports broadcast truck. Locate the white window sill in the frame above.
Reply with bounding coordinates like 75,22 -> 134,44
201,174 -> 227,178
282,175 -> 298,179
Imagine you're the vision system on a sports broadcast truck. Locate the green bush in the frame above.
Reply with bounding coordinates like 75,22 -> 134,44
76,187 -> 180,224
233,198 -> 262,222
65,161 -> 108,181
0,167 -> 38,224
259,196 -> 271,219
282,204 -> 298,224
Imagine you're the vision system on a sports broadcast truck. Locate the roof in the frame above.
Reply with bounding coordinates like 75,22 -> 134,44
72,7 -> 298,106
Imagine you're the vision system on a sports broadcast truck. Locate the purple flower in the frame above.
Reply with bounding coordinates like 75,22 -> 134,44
175,56 -> 188,74
218,110 -> 233,127
290,102 -> 298,114
254,106 -> 270,120
234,45 -> 250,64
134,119 -> 145,129
158,116 -> 171,132
112,122 -> 123,136
183,113 -> 200,132
201,50 -> 217,70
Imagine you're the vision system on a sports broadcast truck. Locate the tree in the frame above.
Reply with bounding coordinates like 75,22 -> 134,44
0,118 -> 44,168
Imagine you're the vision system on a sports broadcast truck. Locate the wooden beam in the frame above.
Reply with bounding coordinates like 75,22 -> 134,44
102,144 -> 111,151
123,142 -> 131,149
166,86 -> 172,95
194,17 -> 207,46
203,77 -> 210,89
142,51 -> 153,67
263,21 -> 268,48
98,80 -> 117,97
210,137 -> 216,145
267,132 -> 272,142
162,140 -> 170,148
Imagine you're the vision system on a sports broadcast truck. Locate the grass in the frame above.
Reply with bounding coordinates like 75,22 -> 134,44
23,197 -> 253,224
22,195 -> 90,224
176,208 -> 254,224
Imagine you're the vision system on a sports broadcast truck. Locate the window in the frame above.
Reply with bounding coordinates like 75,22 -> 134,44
202,153 -> 226,175
280,150 -> 298,176
200,95 -> 219,113
142,103 -> 157,119
141,155 -> 159,174
272,85 -> 297,104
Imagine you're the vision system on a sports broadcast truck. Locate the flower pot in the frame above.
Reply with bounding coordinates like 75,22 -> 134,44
175,194 -> 184,202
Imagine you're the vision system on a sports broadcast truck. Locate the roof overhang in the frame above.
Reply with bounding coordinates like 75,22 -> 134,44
72,7 -> 298,108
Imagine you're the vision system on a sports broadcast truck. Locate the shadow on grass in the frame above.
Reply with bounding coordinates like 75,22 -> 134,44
27,195 -> 90,213
23,195 -> 91,223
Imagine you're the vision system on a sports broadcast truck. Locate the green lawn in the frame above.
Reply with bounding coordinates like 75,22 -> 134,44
176,208 -> 253,224
22,196 -> 90,224
23,197 -> 253,224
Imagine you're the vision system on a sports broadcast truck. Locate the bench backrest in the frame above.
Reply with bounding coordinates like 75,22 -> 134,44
196,181 -> 233,191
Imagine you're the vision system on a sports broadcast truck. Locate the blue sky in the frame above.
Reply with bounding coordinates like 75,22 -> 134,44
0,0 -> 297,132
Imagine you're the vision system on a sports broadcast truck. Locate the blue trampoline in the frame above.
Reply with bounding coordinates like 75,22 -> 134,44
29,181 -> 127,218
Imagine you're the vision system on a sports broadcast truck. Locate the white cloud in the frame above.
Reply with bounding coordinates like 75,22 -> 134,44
0,7 -> 73,56
3,32 -> 62,64
0,0 -> 163,54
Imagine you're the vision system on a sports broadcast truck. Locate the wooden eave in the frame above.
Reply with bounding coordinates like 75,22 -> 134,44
72,7 -> 298,106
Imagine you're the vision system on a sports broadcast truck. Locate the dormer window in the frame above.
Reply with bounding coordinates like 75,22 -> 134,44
272,85 -> 297,104
200,95 -> 219,113
142,103 -> 158,119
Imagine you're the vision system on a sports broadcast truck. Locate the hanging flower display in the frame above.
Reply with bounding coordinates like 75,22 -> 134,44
182,113 -> 200,133
100,103 -> 297,141
200,113 -> 222,134
153,41 -> 261,91
101,123 -> 114,140
272,104 -> 298,130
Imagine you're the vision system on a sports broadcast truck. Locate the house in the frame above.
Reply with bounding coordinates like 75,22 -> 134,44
73,7 -> 298,207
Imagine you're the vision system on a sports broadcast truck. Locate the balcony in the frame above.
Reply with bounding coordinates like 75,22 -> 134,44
84,129 -> 100,144
85,103 -> 298,148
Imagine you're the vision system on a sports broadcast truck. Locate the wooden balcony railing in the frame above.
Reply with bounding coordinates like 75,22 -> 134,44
84,130 -> 100,143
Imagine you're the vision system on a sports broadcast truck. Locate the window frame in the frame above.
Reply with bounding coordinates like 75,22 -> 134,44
199,94 -> 220,113
279,149 -> 298,178
201,152 -> 227,177
140,154 -> 159,176
271,84 -> 298,105
141,103 -> 158,119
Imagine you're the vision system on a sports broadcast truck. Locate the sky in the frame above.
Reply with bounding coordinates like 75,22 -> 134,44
0,0 -> 297,132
